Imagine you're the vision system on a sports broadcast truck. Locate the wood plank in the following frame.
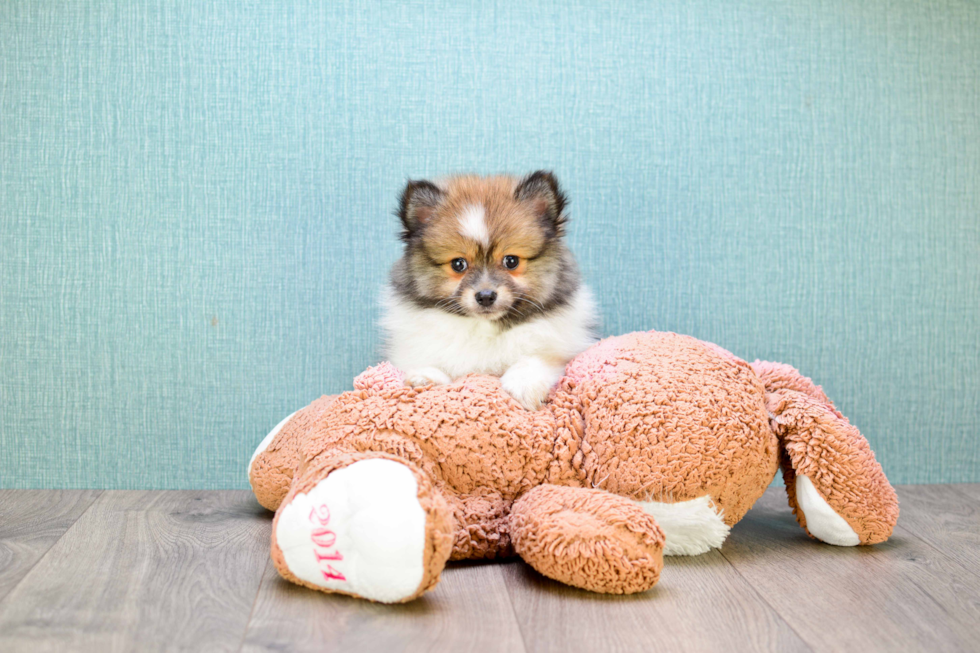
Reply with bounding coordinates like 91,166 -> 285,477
950,483 -> 980,502
720,487 -> 980,652
503,549 -> 808,653
242,559 -> 527,653
894,484 -> 980,576
0,490 -> 271,653
0,490 -> 102,601
0,485 -> 974,652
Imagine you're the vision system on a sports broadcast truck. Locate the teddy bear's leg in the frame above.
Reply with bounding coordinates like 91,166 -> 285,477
509,484 -> 664,594
271,453 -> 455,603
765,387 -> 899,546
248,394 -> 340,511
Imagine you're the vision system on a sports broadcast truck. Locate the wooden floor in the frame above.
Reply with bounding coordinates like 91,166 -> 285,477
0,486 -> 978,652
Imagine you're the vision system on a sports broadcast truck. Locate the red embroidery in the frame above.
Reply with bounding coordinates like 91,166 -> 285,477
320,565 -> 346,582
308,503 -> 346,582
308,504 -> 331,526
311,527 -> 337,548
314,548 -> 343,562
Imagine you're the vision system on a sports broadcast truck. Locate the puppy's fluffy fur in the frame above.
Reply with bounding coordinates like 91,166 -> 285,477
381,171 -> 598,410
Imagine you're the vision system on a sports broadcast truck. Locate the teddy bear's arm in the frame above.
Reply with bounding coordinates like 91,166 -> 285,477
248,394 -> 340,511
509,484 -> 665,594
767,388 -> 899,545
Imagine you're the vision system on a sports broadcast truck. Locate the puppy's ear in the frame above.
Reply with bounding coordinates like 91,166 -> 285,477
397,180 -> 443,241
514,170 -> 568,236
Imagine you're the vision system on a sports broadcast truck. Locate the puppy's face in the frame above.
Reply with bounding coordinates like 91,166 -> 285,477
392,171 -> 573,323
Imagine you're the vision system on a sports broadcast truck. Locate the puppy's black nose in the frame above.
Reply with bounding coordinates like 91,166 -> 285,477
475,290 -> 497,307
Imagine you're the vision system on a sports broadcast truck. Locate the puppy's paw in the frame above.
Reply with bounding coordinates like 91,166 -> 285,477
500,358 -> 564,411
404,367 -> 452,388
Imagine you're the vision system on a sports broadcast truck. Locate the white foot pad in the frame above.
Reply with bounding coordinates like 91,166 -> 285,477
795,475 -> 860,546
275,459 -> 428,603
635,494 -> 730,556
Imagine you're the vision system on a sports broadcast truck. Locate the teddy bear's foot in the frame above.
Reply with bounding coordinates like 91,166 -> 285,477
510,485 -> 664,594
271,458 -> 454,603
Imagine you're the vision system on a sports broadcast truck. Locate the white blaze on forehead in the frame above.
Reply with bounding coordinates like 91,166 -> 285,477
458,204 -> 490,246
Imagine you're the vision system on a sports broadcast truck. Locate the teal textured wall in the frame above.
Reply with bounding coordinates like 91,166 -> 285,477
1,1 -> 978,489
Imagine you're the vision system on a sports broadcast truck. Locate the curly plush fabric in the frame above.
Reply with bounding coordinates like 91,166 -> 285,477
558,332 -> 778,526
250,393 -> 338,511
249,330 -> 899,601
766,389 -> 899,544
510,484 -> 664,594
749,360 -> 899,544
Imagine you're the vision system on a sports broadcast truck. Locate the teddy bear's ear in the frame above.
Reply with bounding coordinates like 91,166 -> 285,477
397,179 -> 443,241
514,170 -> 568,237
354,362 -> 406,395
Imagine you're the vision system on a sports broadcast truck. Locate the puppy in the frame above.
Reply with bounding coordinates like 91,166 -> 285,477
380,171 -> 599,410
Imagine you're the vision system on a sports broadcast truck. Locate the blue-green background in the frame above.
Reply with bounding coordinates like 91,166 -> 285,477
1,1 -> 978,489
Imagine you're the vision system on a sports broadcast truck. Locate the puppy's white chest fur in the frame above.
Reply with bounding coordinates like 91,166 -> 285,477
381,286 -> 597,409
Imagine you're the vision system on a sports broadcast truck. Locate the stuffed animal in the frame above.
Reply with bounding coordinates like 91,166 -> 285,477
248,331 -> 898,603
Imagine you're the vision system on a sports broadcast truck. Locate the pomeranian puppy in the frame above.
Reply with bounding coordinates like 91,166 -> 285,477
380,171 -> 598,410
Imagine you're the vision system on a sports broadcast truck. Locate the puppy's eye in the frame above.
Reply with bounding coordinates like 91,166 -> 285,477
450,258 -> 468,273
503,255 -> 520,270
